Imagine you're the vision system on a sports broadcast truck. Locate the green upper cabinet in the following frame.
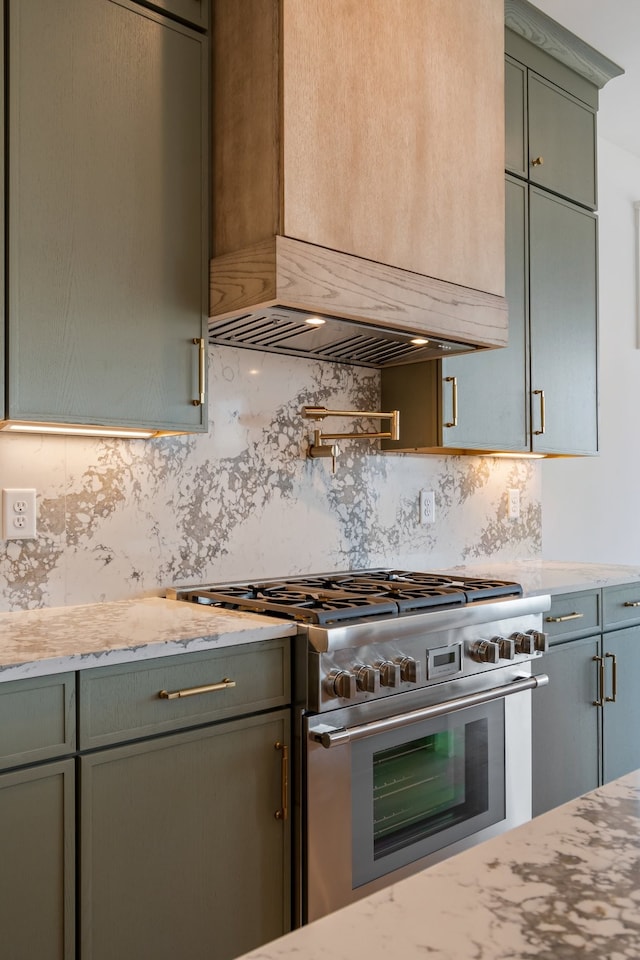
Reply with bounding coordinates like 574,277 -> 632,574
505,51 -> 597,210
529,188 -> 598,454
2,0 -> 208,434
527,74 -> 596,209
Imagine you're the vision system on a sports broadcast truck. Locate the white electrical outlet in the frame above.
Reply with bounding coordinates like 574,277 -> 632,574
507,488 -> 520,520
419,489 -> 436,525
2,488 -> 37,539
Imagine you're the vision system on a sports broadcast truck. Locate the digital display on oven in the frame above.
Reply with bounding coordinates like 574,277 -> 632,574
426,643 -> 462,679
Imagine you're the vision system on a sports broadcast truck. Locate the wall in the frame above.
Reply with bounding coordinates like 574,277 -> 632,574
542,136 -> 640,562
0,347 -> 541,611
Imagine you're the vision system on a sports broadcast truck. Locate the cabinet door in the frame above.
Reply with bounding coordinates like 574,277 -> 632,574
0,760 -> 75,960
602,627 -> 640,783
441,175 -> 529,452
505,56 -> 528,179
7,0 -> 207,431
531,637 -> 600,816
80,710 -> 291,960
528,73 -> 597,210
529,188 -> 598,455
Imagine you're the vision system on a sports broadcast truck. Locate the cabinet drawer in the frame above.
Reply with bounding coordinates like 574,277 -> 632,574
0,673 -> 76,770
78,639 -> 291,748
603,582 -> 640,630
543,590 -> 600,642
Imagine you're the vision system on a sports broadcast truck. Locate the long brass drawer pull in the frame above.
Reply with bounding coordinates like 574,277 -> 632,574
443,376 -> 458,428
593,656 -> 605,707
605,652 -> 618,703
274,741 -> 289,821
533,389 -> 546,435
623,601 -> 640,608
158,678 -> 236,700
192,337 -> 206,407
545,612 -> 584,623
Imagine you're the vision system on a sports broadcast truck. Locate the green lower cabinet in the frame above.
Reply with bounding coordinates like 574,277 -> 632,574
80,709 -> 291,960
532,637 -> 600,817
0,759 -> 75,960
602,626 -> 640,783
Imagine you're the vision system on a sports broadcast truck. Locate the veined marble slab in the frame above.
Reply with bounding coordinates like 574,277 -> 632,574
0,597 -> 296,682
443,560 -> 640,596
239,770 -> 640,960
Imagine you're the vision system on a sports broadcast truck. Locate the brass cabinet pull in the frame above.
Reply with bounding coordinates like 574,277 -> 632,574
443,376 -> 458,428
531,156 -> 544,166
623,601 -> 640,608
593,655 -> 605,707
192,337 -> 206,407
545,612 -> 584,623
158,678 -> 236,700
605,652 -> 618,703
274,741 -> 289,821
533,389 -> 546,435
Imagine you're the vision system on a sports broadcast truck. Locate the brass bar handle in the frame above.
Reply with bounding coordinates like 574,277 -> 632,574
159,678 -> 236,700
593,655 -> 605,707
533,389 -> 546,435
545,612 -> 584,623
623,601 -> 640,607
443,376 -> 458,428
274,741 -> 289,821
192,338 -> 206,407
605,652 -> 618,703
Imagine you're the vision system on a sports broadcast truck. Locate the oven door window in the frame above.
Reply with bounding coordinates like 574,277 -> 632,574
351,700 -> 505,887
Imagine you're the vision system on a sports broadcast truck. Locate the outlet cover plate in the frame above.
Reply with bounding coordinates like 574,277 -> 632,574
2,488 -> 37,539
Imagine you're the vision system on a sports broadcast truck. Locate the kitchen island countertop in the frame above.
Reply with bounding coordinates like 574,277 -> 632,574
238,769 -> 640,960
443,560 -> 640,597
0,597 -> 296,682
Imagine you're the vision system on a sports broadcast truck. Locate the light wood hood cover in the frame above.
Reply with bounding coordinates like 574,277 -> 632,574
212,0 -> 508,358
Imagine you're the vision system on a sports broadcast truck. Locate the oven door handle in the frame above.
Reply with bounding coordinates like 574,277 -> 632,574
310,674 -> 549,748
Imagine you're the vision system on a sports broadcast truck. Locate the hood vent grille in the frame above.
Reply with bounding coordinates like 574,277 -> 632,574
208,307 -> 477,369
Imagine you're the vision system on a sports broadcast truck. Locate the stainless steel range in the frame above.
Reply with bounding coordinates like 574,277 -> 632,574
173,570 -> 551,924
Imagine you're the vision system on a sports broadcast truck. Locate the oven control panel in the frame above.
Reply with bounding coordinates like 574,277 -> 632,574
310,620 -> 548,711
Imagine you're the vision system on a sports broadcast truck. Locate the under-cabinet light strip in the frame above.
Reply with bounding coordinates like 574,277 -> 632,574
0,421 -> 159,439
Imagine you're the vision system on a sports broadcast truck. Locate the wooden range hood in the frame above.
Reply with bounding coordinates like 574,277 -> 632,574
211,0 -> 508,368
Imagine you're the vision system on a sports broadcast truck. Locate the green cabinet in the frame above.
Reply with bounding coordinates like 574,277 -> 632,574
529,188 -> 598,454
532,636 -> 600,816
505,53 -> 597,210
532,583 -> 640,816
78,639 -> 292,960
2,0 -> 208,434
80,710 -> 291,960
0,674 -> 77,960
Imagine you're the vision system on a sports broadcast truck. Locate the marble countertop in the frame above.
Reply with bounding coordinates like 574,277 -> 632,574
442,560 -> 640,597
0,597 -> 297,682
239,770 -> 640,960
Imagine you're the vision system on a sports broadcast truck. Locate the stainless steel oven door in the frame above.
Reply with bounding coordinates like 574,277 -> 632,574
303,664 -> 548,923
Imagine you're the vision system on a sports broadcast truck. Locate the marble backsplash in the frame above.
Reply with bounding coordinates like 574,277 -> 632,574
0,346 -> 541,611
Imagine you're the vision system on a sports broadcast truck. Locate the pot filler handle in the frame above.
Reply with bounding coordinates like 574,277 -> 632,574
310,674 -> 549,749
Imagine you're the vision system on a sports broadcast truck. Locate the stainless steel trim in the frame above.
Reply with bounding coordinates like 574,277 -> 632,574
305,593 -> 551,653
310,674 -> 549,748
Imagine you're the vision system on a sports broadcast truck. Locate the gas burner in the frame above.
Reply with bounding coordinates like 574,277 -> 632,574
178,569 -> 523,626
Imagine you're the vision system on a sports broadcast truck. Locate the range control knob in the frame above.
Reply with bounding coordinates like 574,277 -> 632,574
470,640 -> 500,664
527,629 -> 549,653
326,670 -> 357,700
378,660 -> 401,688
397,657 -> 421,684
493,636 -> 516,660
355,664 -> 381,694
511,632 -> 535,656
